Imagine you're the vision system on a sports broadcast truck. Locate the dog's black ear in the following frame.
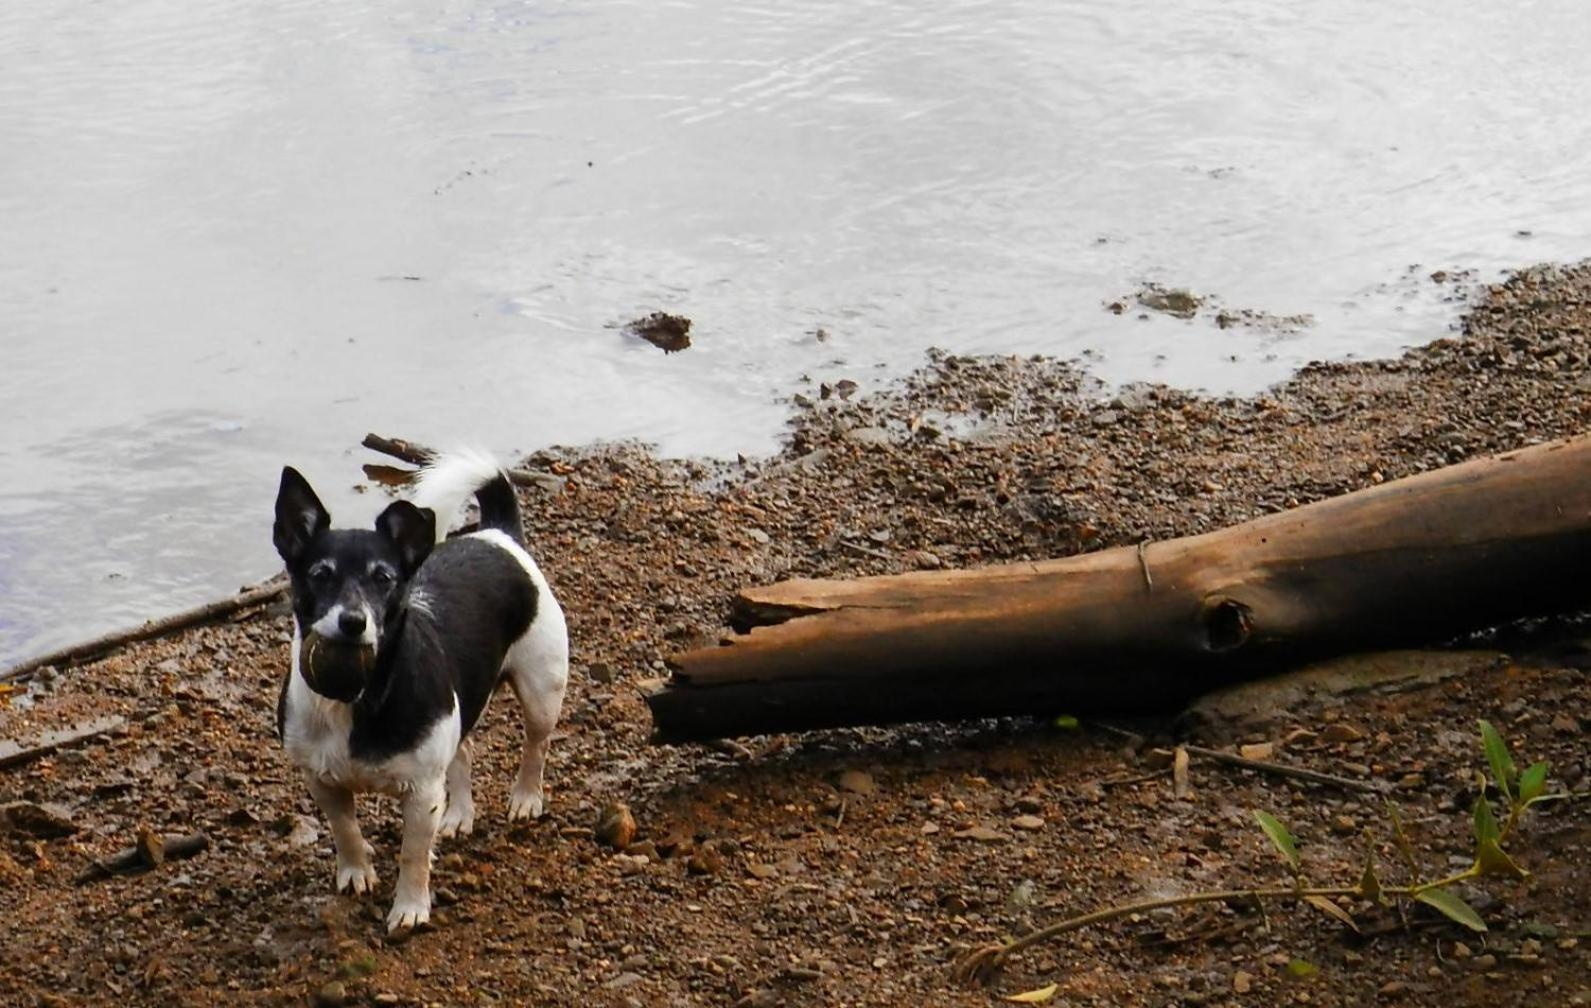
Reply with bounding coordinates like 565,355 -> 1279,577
274,467 -> 331,564
375,501 -> 435,575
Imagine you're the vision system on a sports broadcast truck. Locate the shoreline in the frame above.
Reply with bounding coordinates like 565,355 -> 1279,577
2,260 -> 1589,1006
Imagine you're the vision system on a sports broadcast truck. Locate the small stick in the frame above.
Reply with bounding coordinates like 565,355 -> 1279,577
1,581 -> 285,684
361,433 -> 564,491
1136,541 -> 1154,591
838,540 -> 894,563
1182,744 -> 1388,794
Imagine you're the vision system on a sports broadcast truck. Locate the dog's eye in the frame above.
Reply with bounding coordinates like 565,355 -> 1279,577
308,563 -> 335,584
371,566 -> 395,586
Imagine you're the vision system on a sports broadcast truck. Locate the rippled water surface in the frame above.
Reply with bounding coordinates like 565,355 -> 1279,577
3,0 -> 1590,665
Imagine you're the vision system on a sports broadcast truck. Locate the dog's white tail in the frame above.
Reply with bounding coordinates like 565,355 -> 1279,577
410,448 -> 510,544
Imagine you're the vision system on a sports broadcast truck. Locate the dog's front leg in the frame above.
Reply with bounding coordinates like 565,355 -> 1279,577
388,776 -> 445,932
304,774 -> 378,895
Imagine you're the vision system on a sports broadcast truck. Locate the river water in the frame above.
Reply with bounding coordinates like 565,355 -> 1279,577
2,0 -> 1589,666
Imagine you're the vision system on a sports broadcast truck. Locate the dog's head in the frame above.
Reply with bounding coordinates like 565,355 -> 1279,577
273,466 -> 436,701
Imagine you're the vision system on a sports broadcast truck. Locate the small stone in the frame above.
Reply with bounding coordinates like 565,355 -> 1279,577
603,971 -> 644,991
1014,795 -> 1044,814
1011,815 -> 1045,832
1451,941 -> 1472,959
0,801 -> 78,839
687,844 -> 725,876
920,822 -> 940,835
587,662 -> 616,685
1551,714 -> 1581,734
286,815 -> 319,847
373,995 -> 401,1007
313,980 -> 347,1008
1233,971 -> 1252,994
1238,742 -> 1274,761
595,803 -> 637,850
837,770 -> 877,796
746,861 -> 779,880
747,529 -> 771,545
1379,981 -> 1407,997
1473,954 -> 1497,969
1330,815 -> 1357,834
952,826 -> 1007,843
625,840 -> 659,861
1322,723 -> 1365,743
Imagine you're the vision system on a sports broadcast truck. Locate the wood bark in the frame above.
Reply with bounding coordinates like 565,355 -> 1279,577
645,435 -> 1591,742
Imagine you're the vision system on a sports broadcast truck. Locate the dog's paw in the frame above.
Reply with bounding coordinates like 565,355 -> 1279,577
386,894 -> 431,933
438,802 -> 475,839
507,787 -> 545,822
336,860 -> 379,896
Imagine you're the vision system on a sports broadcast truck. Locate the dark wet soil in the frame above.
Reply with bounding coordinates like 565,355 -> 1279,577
3,263 -> 1590,1007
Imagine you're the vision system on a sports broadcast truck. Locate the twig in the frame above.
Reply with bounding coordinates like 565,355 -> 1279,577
702,738 -> 754,760
1091,768 -> 1170,788
0,578 -> 285,684
952,884 -> 1361,984
1183,744 -> 1388,794
1136,541 -> 1154,591
361,433 -> 564,491
837,540 -> 894,563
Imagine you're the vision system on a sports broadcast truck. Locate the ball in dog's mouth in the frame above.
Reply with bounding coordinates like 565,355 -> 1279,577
299,632 -> 376,700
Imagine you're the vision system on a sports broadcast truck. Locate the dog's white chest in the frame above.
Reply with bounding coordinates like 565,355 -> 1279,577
280,648 -> 459,795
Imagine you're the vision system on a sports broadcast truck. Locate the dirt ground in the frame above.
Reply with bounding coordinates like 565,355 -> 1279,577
2,263 -> 1589,1008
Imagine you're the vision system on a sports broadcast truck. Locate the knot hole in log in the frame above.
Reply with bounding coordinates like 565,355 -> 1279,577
1203,597 -> 1253,653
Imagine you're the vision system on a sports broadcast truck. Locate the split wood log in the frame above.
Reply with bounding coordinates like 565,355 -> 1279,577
645,434 -> 1591,742
361,433 -> 565,491
77,831 -> 210,883
0,582 -> 285,684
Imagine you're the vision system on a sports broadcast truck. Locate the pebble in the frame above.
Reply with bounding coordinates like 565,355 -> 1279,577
1233,971 -> 1252,994
1011,815 -> 1045,831
952,826 -> 1007,843
595,803 -> 637,849
1322,723 -> 1366,743
1238,742 -> 1274,760
837,770 -> 877,796
313,980 -> 347,1007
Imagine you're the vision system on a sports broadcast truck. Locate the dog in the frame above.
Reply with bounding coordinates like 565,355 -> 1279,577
272,449 -> 568,932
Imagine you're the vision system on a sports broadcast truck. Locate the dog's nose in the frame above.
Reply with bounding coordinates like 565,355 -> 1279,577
337,609 -> 367,638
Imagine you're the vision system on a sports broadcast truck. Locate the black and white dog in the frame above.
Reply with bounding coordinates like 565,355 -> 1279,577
272,450 -> 568,932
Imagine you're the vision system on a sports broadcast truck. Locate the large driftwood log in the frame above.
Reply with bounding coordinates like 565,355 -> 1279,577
644,435 -> 1591,742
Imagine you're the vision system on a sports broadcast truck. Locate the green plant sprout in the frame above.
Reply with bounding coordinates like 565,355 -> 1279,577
952,719 -> 1562,986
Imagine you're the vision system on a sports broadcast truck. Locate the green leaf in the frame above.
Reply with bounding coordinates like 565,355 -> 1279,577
1052,714 -> 1080,730
1415,888 -> 1488,933
1358,855 -> 1384,904
1478,719 -> 1515,801
1285,958 -> 1319,980
1474,837 -> 1529,880
1471,793 -> 1500,846
1385,800 -> 1420,875
1003,983 -> 1059,1004
1254,811 -> 1300,870
1518,761 -> 1549,805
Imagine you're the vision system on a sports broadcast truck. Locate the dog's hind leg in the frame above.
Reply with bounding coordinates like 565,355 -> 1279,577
504,611 -> 569,822
305,775 -> 378,895
438,740 -> 475,839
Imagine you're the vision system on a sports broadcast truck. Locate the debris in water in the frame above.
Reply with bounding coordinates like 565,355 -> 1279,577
625,312 -> 692,353
1134,284 -> 1203,319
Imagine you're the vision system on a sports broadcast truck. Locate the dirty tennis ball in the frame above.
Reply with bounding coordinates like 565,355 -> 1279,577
299,633 -> 375,696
